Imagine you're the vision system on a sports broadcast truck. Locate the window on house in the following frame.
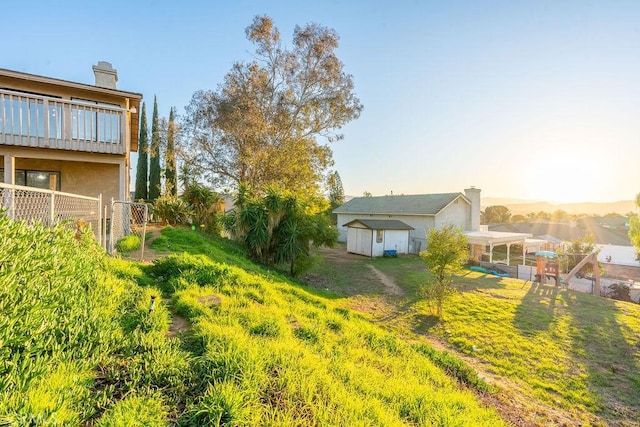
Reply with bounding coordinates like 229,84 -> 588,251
0,169 -> 61,190
376,229 -> 383,243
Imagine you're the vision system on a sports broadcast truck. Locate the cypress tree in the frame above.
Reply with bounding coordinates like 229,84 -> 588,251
328,171 -> 345,224
328,171 -> 345,209
133,102 -> 148,200
165,107 -> 177,196
148,96 -> 161,201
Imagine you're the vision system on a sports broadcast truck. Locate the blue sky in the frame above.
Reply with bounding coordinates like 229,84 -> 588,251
4,0 -> 640,203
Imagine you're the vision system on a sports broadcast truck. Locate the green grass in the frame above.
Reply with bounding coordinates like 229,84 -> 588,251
147,249 -> 502,424
305,248 -> 640,425
1,223 -> 504,425
0,216 -> 170,424
116,234 -> 142,253
438,273 -> 640,423
150,226 -> 257,271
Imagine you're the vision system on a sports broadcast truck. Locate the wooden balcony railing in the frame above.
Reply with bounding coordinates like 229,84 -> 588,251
0,88 -> 127,154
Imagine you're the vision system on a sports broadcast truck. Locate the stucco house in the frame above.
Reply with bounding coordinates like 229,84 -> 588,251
335,188 -> 540,262
334,188 -> 482,254
1,62 -> 142,205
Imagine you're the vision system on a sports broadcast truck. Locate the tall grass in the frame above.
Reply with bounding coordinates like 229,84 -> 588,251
147,250 -> 504,425
0,216 -> 170,423
1,220 -> 504,425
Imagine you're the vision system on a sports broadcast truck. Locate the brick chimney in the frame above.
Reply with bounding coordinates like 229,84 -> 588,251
464,187 -> 481,231
92,61 -> 118,89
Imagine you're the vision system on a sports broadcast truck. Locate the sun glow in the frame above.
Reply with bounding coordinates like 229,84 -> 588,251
520,147 -> 611,204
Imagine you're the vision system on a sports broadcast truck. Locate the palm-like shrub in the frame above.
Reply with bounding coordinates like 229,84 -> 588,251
226,185 -> 337,275
153,196 -> 192,225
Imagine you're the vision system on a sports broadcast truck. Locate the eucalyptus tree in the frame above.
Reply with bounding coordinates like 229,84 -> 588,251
183,15 -> 363,196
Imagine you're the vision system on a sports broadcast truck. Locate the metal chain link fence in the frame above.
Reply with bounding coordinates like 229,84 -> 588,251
109,200 -> 149,260
0,183 -> 102,244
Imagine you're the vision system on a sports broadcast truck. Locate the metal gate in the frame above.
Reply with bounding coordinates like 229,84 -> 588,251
109,199 -> 149,260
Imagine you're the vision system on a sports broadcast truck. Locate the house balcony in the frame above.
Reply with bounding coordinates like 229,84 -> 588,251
0,88 -> 127,155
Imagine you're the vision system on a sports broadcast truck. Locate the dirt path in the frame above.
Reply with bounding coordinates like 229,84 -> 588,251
122,225 -> 165,263
367,264 -> 404,296
167,313 -> 190,337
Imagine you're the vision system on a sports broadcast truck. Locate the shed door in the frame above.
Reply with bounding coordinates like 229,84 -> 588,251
347,227 -> 358,253
358,229 -> 372,256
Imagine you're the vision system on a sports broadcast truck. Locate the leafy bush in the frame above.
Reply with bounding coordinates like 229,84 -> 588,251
153,196 -> 192,225
181,183 -> 223,234
116,234 -> 141,253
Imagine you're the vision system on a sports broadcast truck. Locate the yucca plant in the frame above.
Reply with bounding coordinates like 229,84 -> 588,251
229,185 -> 337,275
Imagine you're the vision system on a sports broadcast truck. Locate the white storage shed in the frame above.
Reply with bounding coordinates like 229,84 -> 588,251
343,219 -> 414,257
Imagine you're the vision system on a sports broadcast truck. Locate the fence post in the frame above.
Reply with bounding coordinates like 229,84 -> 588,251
103,204 -> 108,250
97,193 -> 102,247
109,198 -> 115,255
140,204 -> 147,262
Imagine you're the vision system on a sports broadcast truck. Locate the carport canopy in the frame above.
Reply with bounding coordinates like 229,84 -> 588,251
465,230 -> 537,265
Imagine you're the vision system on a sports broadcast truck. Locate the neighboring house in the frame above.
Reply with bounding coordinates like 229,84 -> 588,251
343,219 -> 414,257
489,220 -> 632,246
1,62 -> 142,206
334,188 -> 482,254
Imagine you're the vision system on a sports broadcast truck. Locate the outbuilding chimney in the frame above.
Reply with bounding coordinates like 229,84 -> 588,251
464,187 -> 481,231
92,61 -> 118,89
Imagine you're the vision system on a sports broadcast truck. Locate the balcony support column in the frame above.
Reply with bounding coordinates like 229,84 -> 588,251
118,159 -> 127,201
3,154 -> 15,184
2,154 -> 16,218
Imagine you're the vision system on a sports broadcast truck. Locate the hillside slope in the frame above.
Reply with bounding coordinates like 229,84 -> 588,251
0,222 -> 504,425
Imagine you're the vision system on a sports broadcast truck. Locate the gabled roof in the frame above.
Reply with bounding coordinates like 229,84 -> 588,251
343,219 -> 414,230
334,193 -> 466,216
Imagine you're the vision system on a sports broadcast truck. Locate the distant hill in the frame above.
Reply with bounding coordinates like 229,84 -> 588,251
482,198 -> 636,216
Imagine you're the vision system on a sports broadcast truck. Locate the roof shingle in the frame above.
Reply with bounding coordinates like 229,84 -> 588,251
334,193 -> 465,215
342,219 -> 414,230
